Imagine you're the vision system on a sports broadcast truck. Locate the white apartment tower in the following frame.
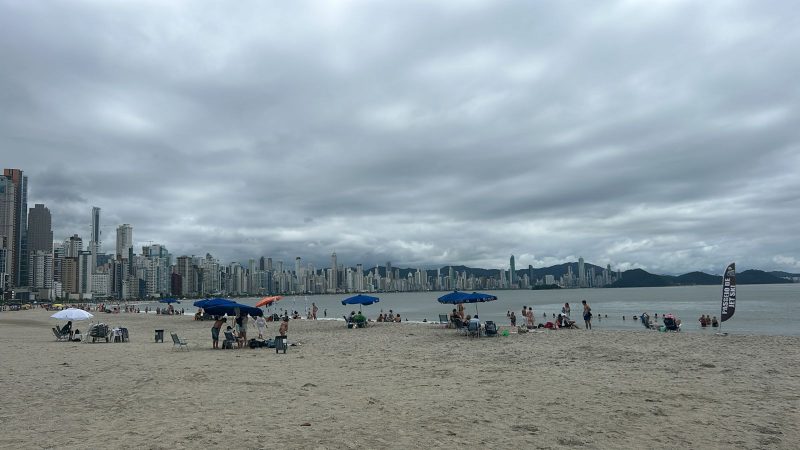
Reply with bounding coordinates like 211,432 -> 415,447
116,224 -> 133,260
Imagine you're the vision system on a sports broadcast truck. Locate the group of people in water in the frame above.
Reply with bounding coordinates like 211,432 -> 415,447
699,314 -> 719,328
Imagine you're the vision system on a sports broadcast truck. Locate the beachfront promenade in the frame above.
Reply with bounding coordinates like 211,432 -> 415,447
1,309 -> 798,449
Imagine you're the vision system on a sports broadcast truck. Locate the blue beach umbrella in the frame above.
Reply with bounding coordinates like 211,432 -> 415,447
193,298 -> 237,309
437,291 -> 497,315
341,294 -> 380,306
203,302 -> 264,318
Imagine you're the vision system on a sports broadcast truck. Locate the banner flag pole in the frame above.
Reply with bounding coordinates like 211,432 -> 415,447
718,262 -> 736,336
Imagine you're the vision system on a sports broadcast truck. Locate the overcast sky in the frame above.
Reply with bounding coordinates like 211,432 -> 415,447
2,0 -> 798,275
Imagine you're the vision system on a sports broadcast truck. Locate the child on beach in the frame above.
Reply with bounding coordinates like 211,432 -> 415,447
279,317 -> 289,337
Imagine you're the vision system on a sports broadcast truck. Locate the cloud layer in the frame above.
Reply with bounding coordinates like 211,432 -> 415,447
2,0 -> 798,274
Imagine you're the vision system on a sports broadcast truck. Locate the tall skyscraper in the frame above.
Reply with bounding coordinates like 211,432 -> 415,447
3,169 -> 27,287
0,176 -> 15,292
90,207 -> 101,272
509,255 -> 516,285
27,204 -> 53,296
27,204 -> 52,253
116,224 -> 133,259
329,251 -> 338,292
65,234 -> 83,257
578,257 -> 586,288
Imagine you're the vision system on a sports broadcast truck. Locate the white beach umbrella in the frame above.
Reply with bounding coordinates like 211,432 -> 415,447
50,308 -> 94,321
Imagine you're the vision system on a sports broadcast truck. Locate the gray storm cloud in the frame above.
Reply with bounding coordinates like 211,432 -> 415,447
1,0 -> 798,274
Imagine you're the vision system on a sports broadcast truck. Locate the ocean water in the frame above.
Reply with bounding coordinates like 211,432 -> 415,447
155,284 -> 800,336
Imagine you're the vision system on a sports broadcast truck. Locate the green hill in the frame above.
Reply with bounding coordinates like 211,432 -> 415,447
674,271 -> 722,285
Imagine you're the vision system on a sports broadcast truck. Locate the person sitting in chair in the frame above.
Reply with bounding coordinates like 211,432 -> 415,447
72,328 -> 82,342
61,321 -> 73,340
353,311 -> 366,327
469,314 -> 481,328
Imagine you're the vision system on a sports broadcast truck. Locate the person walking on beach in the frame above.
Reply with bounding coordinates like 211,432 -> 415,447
211,317 -> 226,349
582,300 -> 592,330
312,302 -> 318,320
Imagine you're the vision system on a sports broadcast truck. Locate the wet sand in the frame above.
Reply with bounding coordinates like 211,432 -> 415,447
1,309 -> 798,449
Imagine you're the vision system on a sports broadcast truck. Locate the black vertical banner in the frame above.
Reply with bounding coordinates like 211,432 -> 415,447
721,263 -> 736,322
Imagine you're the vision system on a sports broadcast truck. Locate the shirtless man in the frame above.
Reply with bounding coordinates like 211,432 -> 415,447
211,317 -> 226,349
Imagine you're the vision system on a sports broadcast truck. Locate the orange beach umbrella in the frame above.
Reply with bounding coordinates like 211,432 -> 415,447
256,296 -> 283,308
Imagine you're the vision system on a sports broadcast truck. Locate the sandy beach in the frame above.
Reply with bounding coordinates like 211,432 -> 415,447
1,309 -> 798,449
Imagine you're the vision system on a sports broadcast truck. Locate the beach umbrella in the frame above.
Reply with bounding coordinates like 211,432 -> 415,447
436,291 -> 471,304
255,296 -> 283,308
50,308 -> 94,321
203,302 -> 264,317
158,298 -> 180,304
341,294 -> 380,306
193,298 -> 237,309
437,291 -> 497,315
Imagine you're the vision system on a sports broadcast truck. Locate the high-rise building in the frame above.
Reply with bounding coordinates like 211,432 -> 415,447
3,169 -> 27,287
510,255 -> 516,286
0,176 -> 15,292
90,207 -> 101,272
116,224 -> 133,260
27,204 -> 53,296
27,204 -> 52,253
578,257 -> 586,288
65,234 -> 83,257
329,251 -> 338,292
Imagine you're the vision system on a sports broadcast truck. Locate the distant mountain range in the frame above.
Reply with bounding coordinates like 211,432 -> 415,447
380,264 -> 798,288
608,269 -> 796,288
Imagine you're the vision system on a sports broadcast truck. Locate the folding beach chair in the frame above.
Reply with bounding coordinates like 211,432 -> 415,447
52,327 -> 70,341
438,314 -> 449,328
170,332 -> 189,351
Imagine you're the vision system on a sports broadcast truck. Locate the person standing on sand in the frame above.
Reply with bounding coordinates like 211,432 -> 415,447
279,316 -> 289,336
211,317 -> 226,349
254,315 -> 267,339
510,311 -> 517,327
235,313 -> 247,348
312,302 -> 318,320
526,307 -> 534,329
582,300 -> 592,330
457,303 -> 465,320
562,302 -> 571,318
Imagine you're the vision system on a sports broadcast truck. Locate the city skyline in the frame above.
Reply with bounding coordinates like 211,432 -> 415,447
2,1 -> 799,275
